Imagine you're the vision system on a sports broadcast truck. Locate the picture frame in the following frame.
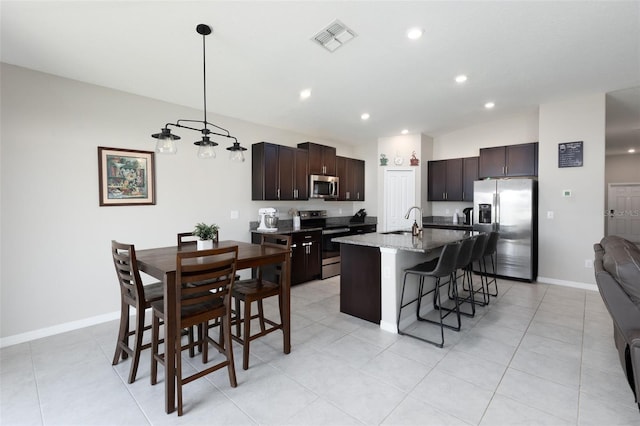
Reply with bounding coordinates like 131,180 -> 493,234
98,147 -> 156,206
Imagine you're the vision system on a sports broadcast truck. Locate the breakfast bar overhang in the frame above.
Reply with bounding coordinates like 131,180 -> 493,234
333,229 -> 472,333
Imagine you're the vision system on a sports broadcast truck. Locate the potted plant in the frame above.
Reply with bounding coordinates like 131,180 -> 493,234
193,222 -> 219,250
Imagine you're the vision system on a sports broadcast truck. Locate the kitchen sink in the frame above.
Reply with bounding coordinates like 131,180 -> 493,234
382,230 -> 414,236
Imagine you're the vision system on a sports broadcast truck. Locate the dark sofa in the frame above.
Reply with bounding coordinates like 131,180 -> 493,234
593,235 -> 640,410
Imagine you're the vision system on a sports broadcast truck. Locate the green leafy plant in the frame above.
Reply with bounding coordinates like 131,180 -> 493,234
193,222 -> 219,240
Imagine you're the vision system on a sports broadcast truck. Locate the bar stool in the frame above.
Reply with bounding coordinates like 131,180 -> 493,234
444,236 -> 479,317
397,242 -> 461,348
480,232 -> 499,298
459,233 -> 489,307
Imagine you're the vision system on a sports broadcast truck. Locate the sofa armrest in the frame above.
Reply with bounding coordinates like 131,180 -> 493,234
595,266 -> 640,402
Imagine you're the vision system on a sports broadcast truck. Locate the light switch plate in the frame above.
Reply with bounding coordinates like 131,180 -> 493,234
230,210 -> 239,219
547,211 -> 554,219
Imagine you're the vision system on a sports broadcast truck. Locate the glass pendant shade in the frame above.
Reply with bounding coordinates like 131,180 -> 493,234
197,138 -> 216,159
155,135 -> 177,154
227,142 -> 246,162
229,149 -> 245,162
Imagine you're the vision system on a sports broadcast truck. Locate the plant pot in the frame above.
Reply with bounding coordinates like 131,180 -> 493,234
197,239 -> 214,250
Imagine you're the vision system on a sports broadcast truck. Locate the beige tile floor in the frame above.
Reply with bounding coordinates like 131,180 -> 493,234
1,276 -> 639,425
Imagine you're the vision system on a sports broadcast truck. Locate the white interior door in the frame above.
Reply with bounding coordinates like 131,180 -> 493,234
607,183 -> 640,243
383,169 -> 415,232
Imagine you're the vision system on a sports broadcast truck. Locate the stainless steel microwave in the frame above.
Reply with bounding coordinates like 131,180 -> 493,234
310,174 -> 339,199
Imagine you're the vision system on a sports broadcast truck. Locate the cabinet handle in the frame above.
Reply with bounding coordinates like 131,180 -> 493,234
443,192 -> 446,199
294,189 -> 298,199
505,165 -> 508,175
346,191 -> 350,199
502,166 -> 505,175
277,188 -> 280,199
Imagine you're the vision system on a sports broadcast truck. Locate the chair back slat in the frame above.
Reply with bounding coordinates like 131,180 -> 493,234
178,230 -> 219,248
258,234 -> 292,282
111,241 -> 144,303
177,246 -> 238,309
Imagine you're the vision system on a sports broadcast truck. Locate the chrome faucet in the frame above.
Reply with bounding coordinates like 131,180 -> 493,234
405,206 -> 423,236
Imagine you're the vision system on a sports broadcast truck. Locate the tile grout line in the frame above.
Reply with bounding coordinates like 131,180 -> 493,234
28,341 -> 46,426
475,281 -> 549,425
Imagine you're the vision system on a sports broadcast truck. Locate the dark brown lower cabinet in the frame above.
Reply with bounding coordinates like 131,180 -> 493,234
291,231 -> 321,285
339,244 -> 381,323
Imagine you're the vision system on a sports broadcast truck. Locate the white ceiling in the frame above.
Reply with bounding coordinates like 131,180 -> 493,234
2,1 -> 639,153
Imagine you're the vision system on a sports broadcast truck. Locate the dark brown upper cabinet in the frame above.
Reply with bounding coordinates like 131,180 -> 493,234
428,156 -> 478,202
428,158 -> 462,201
252,142 -> 308,201
479,142 -> 538,179
297,142 -> 336,176
462,156 -> 479,201
336,156 -> 365,201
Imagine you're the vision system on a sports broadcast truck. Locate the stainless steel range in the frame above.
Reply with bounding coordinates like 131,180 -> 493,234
299,210 -> 376,279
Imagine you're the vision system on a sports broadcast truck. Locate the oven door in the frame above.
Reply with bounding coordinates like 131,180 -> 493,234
321,227 -> 350,279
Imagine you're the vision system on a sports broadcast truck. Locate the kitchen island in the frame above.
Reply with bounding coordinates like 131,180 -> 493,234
332,229 -> 471,333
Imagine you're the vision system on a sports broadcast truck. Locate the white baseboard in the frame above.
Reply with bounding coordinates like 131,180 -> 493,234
537,276 -> 598,292
0,311 -> 120,349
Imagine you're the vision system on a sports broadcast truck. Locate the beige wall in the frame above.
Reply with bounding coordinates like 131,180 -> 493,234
431,112 -> 540,217
538,93 -> 606,286
0,64 -> 360,343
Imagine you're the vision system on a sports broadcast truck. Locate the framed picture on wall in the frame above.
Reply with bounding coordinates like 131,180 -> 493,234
98,147 -> 155,206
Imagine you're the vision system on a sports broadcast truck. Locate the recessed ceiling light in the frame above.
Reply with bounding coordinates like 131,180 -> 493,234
300,88 -> 311,99
361,113 -> 370,120
455,75 -> 468,84
406,27 -> 424,40
484,102 -> 495,109
629,148 -> 636,153
401,129 -> 409,135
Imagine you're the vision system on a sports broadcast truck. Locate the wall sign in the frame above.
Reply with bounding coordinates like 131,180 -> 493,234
558,141 -> 583,168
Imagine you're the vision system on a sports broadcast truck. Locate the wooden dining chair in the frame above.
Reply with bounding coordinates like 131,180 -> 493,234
177,230 -> 219,248
111,240 -> 164,383
150,245 -> 238,416
232,234 -> 292,370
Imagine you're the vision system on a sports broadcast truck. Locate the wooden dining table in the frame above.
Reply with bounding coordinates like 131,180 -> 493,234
135,240 -> 291,414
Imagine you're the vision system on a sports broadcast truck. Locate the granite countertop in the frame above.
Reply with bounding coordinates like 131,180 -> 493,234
332,228 -> 472,254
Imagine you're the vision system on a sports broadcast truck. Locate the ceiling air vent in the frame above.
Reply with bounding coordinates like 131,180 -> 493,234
312,19 -> 357,52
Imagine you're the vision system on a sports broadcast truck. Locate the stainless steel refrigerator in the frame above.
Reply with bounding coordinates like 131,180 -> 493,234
473,178 -> 538,282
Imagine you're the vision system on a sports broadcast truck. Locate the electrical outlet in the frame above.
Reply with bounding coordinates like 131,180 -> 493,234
584,259 -> 593,268
547,211 -> 554,219
230,210 -> 239,219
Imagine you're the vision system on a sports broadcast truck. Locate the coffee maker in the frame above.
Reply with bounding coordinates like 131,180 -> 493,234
463,207 -> 473,225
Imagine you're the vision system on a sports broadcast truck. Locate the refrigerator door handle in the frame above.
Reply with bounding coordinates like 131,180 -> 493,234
495,192 -> 500,231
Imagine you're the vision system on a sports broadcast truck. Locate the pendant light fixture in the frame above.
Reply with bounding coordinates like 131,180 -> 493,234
151,24 -> 245,161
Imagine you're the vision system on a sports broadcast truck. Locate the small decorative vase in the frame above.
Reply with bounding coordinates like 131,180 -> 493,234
197,239 -> 214,250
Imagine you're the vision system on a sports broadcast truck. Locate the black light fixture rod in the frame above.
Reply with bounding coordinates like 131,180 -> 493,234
201,25 -> 208,130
